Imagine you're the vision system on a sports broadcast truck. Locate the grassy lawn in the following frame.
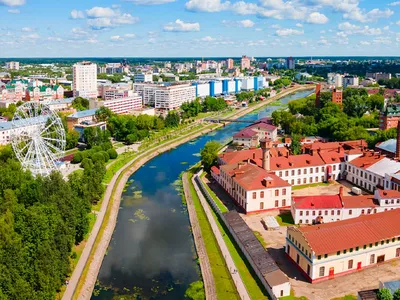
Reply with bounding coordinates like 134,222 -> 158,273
330,295 -> 357,300
253,231 -> 267,248
200,173 -> 228,213
292,182 -> 332,191
187,170 -> 240,300
276,213 -> 295,226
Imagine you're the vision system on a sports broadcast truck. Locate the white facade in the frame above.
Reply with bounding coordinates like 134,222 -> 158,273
327,73 -> 343,88
197,83 -> 209,97
73,61 -> 98,98
155,84 -> 196,110
5,61 -> 19,70
343,76 -> 359,88
0,116 -> 47,145
135,73 -> 153,83
241,78 -> 255,91
91,94 -> 143,115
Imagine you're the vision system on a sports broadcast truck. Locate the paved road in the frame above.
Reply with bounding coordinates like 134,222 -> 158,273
192,170 -> 251,300
182,173 -> 217,300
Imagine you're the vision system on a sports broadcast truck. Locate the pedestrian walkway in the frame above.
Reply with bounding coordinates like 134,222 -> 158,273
182,173 -> 217,300
191,171 -> 251,300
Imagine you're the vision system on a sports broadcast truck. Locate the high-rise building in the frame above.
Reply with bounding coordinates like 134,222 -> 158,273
327,73 -> 343,88
5,61 -> 20,70
286,57 -> 295,70
73,61 -> 98,98
343,75 -> 359,88
241,55 -> 251,70
227,58 -> 234,69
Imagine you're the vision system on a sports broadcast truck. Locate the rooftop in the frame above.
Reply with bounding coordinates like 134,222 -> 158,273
294,209 -> 400,255
68,108 -> 98,119
376,139 -> 396,154
233,127 -> 258,138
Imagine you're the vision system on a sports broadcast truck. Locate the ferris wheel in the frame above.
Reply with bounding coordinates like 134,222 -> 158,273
11,102 -> 66,177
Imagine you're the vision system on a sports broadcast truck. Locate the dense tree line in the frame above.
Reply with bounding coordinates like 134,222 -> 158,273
272,89 -> 384,142
181,97 -> 227,119
0,145 -> 103,299
378,78 -> 400,89
71,97 -> 89,111
97,73 -> 125,83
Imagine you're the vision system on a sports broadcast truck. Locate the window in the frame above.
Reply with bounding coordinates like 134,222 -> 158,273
291,179 -> 294,185
298,169 -> 301,175
349,210 -> 352,215
350,248 -> 353,253
361,209 -> 365,214
283,189 -> 287,196
300,211 -> 303,216
316,167 -> 319,172
367,209 -> 371,214
344,249 -> 347,254
356,247 -> 359,251
312,211 -> 316,216
306,211 -> 309,216
337,251 -> 340,255
331,210 -> 334,216
325,210 -> 328,216
285,171 -> 289,176
275,190 -> 279,196
396,248 -> 400,257
303,178 -> 307,184
310,177 -> 313,183
260,202 -> 264,210
333,165 -> 336,171
279,171 -> 282,177
337,210 -> 340,215
322,167 -> 325,172
348,259 -> 353,269
370,254 -> 375,264
299,220 -> 303,224
260,191 -> 264,198
253,192 -> 256,199
297,179 -> 301,185
305,219 -> 309,224
318,255 -> 321,260
292,170 -> 295,176
310,168 -> 313,174
275,200 -> 279,207
324,254 -> 328,258
282,199 -> 286,206
304,169 -> 307,174
319,266 -> 325,277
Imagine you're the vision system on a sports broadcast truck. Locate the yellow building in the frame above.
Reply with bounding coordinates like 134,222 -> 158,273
286,209 -> 400,282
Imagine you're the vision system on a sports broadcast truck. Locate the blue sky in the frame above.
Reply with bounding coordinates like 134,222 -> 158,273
0,0 -> 400,57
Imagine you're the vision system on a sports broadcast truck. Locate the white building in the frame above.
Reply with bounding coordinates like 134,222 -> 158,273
5,61 -> 20,70
134,72 -> 153,83
343,75 -> 359,88
233,120 -> 278,148
73,61 -> 98,99
327,73 -> 343,88
0,115 -> 48,145
90,94 -> 143,115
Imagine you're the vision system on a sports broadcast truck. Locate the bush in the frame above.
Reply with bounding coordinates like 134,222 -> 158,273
92,152 -> 106,164
72,152 -> 83,164
101,141 -> 113,151
100,151 -> 110,162
184,281 -> 205,300
377,288 -> 393,300
81,158 -> 93,169
107,148 -> 118,159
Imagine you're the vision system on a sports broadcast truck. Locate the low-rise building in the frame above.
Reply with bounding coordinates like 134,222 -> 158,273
134,72 -> 153,83
5,61 -> 20,70
25,85 -> 64,101
233,120 -> 278,148
0,115 -> 48,145
90,94 -> 143,115
67,108 -> 97,131
286,209 -> 400,283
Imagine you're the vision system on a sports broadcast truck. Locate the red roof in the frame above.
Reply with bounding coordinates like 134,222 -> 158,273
293,195 -> 342,209
233,128 -> 258,138
270,154 -> 325,170
377,189 -> 400,198
248,122 -> 277,132
341,196 -> 376,208
220,162 -> 290,191
211,166 -> 220,175
349,152 -> 385,169
296,209 -> 400,255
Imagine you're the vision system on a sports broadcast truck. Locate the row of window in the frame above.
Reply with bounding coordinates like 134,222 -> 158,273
288,234 -> 312,260
252,189 -> 287,199
347,165 -> 381,185
299,207 -> 380,218
259,199 -> 288,210
278,166 -> 330,178
317,237 -> 400,260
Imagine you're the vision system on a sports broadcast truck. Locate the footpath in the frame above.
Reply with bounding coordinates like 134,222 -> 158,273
62,85 -> 312,300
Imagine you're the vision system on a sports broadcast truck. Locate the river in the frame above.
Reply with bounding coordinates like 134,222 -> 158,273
92,89 -> 313,300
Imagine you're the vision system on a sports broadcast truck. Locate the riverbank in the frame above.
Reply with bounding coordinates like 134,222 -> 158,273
63,85 -> 314,300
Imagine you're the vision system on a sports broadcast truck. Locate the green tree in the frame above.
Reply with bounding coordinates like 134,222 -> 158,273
95,106 -> 114,122
165,111 -> 180,127
393,289 -> 400,300
200,141 -> 221,171
377,288 -> 393,300
290,134 -> 302,155
66,130 -> 80,150
72,97 -> 89,111
72,152 -> 83,164
107,148 -> 118,159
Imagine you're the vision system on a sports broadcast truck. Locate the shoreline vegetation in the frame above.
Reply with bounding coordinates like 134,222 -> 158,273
64,85 -> 314,299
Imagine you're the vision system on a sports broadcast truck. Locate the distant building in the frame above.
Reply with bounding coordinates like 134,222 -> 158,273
233,119 -> 278,148
5,61 -> 20,70
73,61 -> 98,99
0,116 -> 48,145
226,58 -> 234,69
25,85 -> 64,101
67,108 -> 98,131
286,57 -> 295,70
89,94 -> 143,115
327,73 -> 343,88
379,103 -> 400,130
366,72 -> 391,81
241,55 -> 251,70
332,88 -> 343,105
343,75 -> 359,88
134,72 -> 153,83
286,209 -> 400,283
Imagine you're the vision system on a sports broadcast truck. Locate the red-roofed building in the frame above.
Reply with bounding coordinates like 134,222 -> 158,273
219,162 -> 291,213
286,209 -> 400,283
233,120 -> 278,148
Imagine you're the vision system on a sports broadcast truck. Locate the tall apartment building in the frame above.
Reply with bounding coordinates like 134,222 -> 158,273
73,61 -> 98,99
327,73 -> 343,88
343,75 -> 359,88
90,94 -> 143,115
286,57 -> 295,70
134,73 -> 153,83
134,83 -> 196,110
241,55 -> 251,70
226,58 -> 234,69
5,61 -> 20,70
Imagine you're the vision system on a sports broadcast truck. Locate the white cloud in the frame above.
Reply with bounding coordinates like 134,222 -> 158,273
70,9 -> 85,19
125,0 -> 175,4
248,39 -> 266,46
384,26 -> 389,30
271,24 -> 280,29
299,40 -> 308,46
71,27 -> 89,36
7,8 -> 19,13
87,18 -> 113,30
275,28 -> 304,37
163,19 -> 200,32
0,0 -> 25,6
110,35 -> 124,42
185,0 -> 230,12
359,41 -> 371,45
22,33 -> 40,39
397,20 -> 400,25
296,23 -> 303,27
336,31 -> 347,38
306,12 -> 328,24
389,1 -> 400,6
124,33 -> 137,38
86,7 -> 116,18
239,19 -> 255,27
373,37 -> 392,44
201,36 -> 215,41
47,37 -> 63,42
22,27 -> 34,32
113,14 -> 139,25
231,1 -> 259,14
338,22 -> 359,31
318,38 -> 331,46
344,8 -> 393,23
255,28 -> 263,31
338,22 -> 382,36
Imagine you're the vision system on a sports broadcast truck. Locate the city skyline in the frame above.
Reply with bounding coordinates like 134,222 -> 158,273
1,0 -> 400,57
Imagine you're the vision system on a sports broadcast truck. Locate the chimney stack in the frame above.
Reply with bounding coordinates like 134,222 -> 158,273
260,138 -> 271,171
397,122 -> 400,159
339,186 -> 344,196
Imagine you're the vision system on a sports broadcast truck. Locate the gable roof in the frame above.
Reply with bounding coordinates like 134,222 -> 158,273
233,127 -> 258,138
295,209 -> 400,255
